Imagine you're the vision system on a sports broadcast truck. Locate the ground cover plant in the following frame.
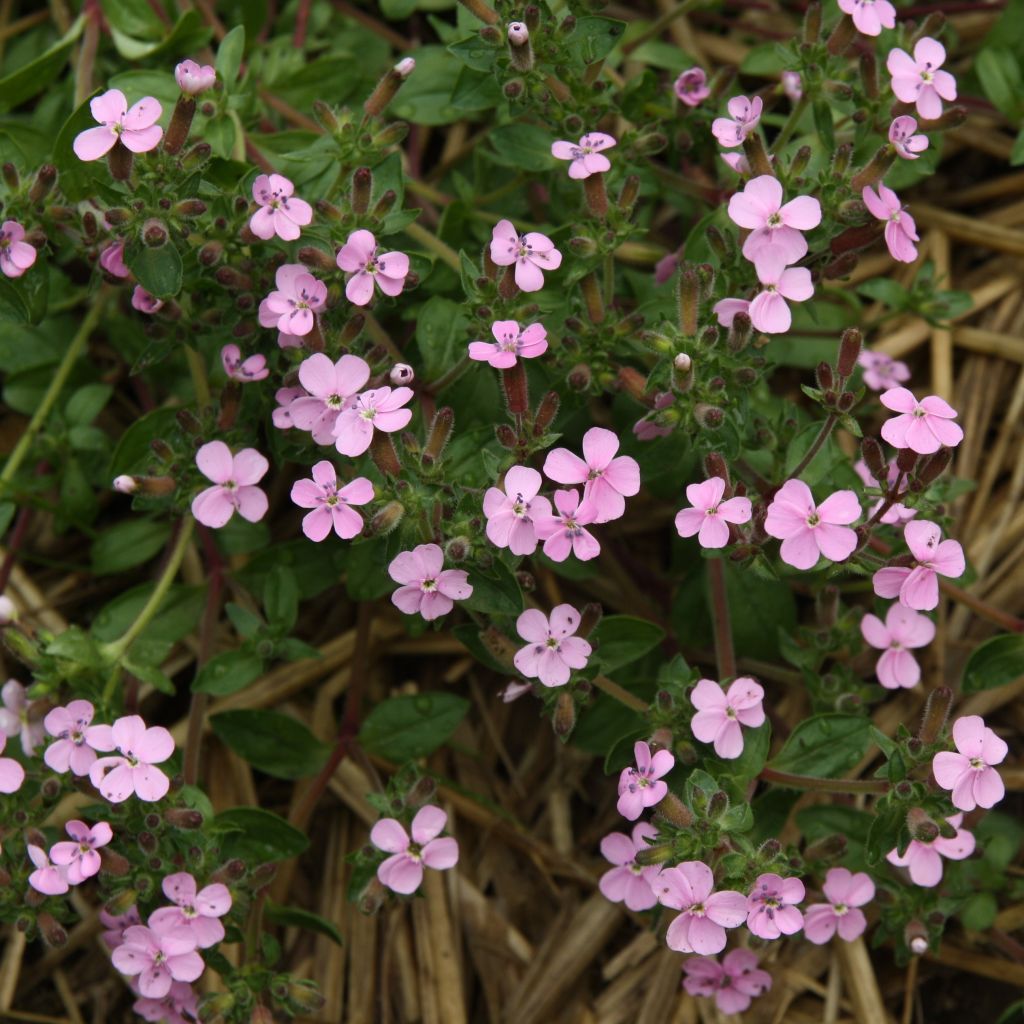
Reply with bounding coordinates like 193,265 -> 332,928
1,0 -> 1024,1021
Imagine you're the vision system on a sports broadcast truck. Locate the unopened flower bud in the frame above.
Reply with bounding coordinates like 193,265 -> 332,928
494,423 -> 518,449
113,474 -> 138,494
174,199 -> 207,219
577,602 -> 602,639
911,12 -> 945,44
831,143 -> 853,177
677,266 -> 700,335
286,981 -> 326,1013
514,570 -> 535,592
445,537 -> 470,563
656,792 -> 694,827
553,691 -> 576,739
369,501 -> 405,536
503,78 -> 525,100
634,131 -> 668,155
816,361 -> 834,392
837,328 -> 862,378
837,391 -> 855,413
694,403 -> 724,430
826,13 -> 855,55
906,807 -> 940,843
924,105 -> 968,131
915,447 -> 951,486
727,312 -> 752,353
861,437 -> 887,482
918,686 -> 953,744
164,808 -> 204,828
142,219 -> 169,248
37,911 -> 67,948
422,407 -> 455,468
905,920 -> 929,955
803,1 -> 822,42
707,790 -> 729,819
533,391 -> 560,435
215,266 -> 252,290
351,167 -> 373,216
617,174 -> 640,213
364,60 -> 415,117
28,164 -> 57,203
210,859 -> 246,885
896,447 -> 919,474
804,833 -> 848,861
567,363 -> 592,392
569,235 -> 598,257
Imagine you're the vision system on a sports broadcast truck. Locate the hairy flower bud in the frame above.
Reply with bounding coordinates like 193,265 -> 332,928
802,1 -> 821,42
577,602 -> 602,639
726,312 -> 752,353
37,912 -> 67,948
918,686 -> 953,744
142,219 -> 169,248
905,920 -> 929,955
861,436 -> 887,483
164,808 -> 204,829
677,266 -> 700,336
694,403 -> 724,430
656,792 -> 694,827
803,833 -> 847,861
533,391 -> 560,435
915,446 -> 952,487
422,407 -> 455,468
567,363 -> 592,392
553,691 -> 576,739
836,391 -> 855,413
351,167 -> 373,216
364,59 -> 416,117
173,199 -> 207,219
494,423 -> 518,449
368,501 -> 405,536
906,807 -> 940,844
28,164 -> 57,203
816,361 -> 834,392
837,327 -> 862,378
896,447 -> 919,474
507,22 -> 534,72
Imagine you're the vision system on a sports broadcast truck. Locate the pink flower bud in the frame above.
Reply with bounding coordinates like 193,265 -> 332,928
390,363 -> 414,385
394,57 -> 416,78
175,59 -> 217,95
113,475 -> 137,494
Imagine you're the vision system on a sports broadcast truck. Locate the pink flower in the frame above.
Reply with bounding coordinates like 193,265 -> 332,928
880,387 -> 963,455
534,489 -> 600,562
370,805 -> 459,894
111,924 -> 204,999
101,906 -> 141,950
543,427 -> 640,524
690,677 -> 765,759
674,477 -> 752,549
746,873 -> 805,939
73,89 -> 163,160
258,264 -> 327,337
133,980 -> 199,1024
872,520 -> 965,610
190,441 -> 269,529
513,604 -> 592,688
289,353 -> 370,443
711,95 -> 763,148
149,872 -> 232,948
854,458 -> 915,525
272,386 -> 305,429
388,543 -> 472,621
598,822 -> 661,911
131,286 -> 163,314
50,820 -> 113,884
764,479 -> 860,570
803,868 -> 875,943
99,240 -> 129,278
499,680 -> 532,703
220,344 -> 268,382
857,349 -> 910,391
175,59 -> 216,95
860,604 -> 934,689
390,363 -> 414,386
43,699 -> 97,776
0,221 -> 37,278
728,175 -> 822,265
862,184 -> 919,263
683,949 -> 772,1014
468,320 -> 548,368
332,386 -> 414,457
0,734 -> 24,794
617,741 -> 675,820
0,679 -> 44,754
932,715 -> 1007,812
838,0 -> 896,36
290,462 -> 373,541
27,844 -> 69,895
886,814 -> 975,887
489,219 -> 562,292
748,253 -> 814,334
674,68 -> 710,107
655,861 -> 748,954
483,466 -> 552,556
550,132 -> 616,179
720,151 -> 757,176
889,116 -> 929,159
713,297 -> 751,327
781,70 -> 803,102
887,38 -> 957,120
86,715 -> 175,803
249,174 -> 312,241
336,229 -> 409,306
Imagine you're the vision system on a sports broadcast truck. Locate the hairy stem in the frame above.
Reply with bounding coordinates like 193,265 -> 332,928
404,221 -> 462,272
759,766 -> 888,793
787,413 -> 837,482
593,674 -> 647,713
772,95 -> 809,154
707,557 -> 737,680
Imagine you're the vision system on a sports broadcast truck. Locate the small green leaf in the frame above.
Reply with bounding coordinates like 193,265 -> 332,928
66,383 -> 113,426
263,564 -> 299,630
265,901 -> 344,944
460,560 -> 522,616
125,243 -> 183,299
767,714 -> 870,778
211,710 -> 330,779
962,633 -> 1024,693
215,807 -> 310,861
415,296 -> 468,381
216,25 -> 246,88
192,650 -> 263,696
0,15 -> 83,110
91,518 -> 171,575
564,17 -> 625,64
359,693 -> 469,761
590,616 -> 665,672
490,124 -> 555,172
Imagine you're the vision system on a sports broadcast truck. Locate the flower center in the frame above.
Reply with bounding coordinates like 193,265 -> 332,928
421,578 -> 437,592
326,393 -> 343,409
689,902 -> 707,917
767,213 -> 782,228
545,636 -> 560,649
725,706 -> 737,719
325,495 -> 339,507
834,902 -> 849,916
512,494 -> 527,517
969,757 -> 985,770
807,512 -> 820,527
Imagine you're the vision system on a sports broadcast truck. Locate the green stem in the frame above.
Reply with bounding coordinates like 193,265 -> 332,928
788,413 -> 837,482
707,557 -> 737,680
602,253 -> 615,309
593,674 -> 647,712
426,354 -> 472,395
404,221 -> 461,273
772,95 -> 810,155
622,0 -> 704,54
759,766 -> 888,793
184,345 -> 210,409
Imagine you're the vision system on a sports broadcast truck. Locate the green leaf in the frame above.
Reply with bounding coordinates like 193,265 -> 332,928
265,901 -> 344,944
0,15 -> 83,110
101,0 -> 164,40
448,35 -> 498,72
590,615 -> 664,673
460,560 -> 522,616
210,710 -> 330,779
812,99 -> 834,153
216,25 -> 246,88
66,383 -> 113,426
263,564 -> 299,630
124,657 -> 176,695
215,807 -> 310,861
91,518 -> 171,575
961,633 -> 1024,693
192,650 -> 263,695
92,584 -> 205,650
959,891 -> 998,931
108,407 -> 178,476
415,297 -> 468,381
125,243 -> 183,300
784,422 -> 846,487
976,48 -> 1024,119
490,124 -> 555,172
109,10 -> 210,61
767,713 -> 870,778
564,17 -> 625,64
359,693 -> 469,761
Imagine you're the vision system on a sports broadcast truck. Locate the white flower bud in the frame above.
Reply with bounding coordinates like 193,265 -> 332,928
113,475 -> 138,494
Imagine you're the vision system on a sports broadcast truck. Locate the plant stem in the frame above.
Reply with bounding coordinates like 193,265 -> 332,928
592,674 -> 647,712
184,346 -> 210,409
404,221 -> 461,273
787,413 -> 837,482
602,253 -> 615,309
759,766 -> 888,793
772,95 -> 809,155
426,354 -> 471,396
707,557 -> 737,680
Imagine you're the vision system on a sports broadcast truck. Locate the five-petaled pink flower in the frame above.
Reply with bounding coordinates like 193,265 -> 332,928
889,116 -> 929,159
175,59 -> 216,95
855,458 -> 916,525
111,924 -> 204,999
468,320 -> 548,368
86,715 -> 175,803
746,873 -> 805,940
674,68 -> 710,107
932,715 -> 1007,812
838,0 -> 896,36
289,353 -> 370,444
370,805 -> 459,894
149,872 -> 232,948
191,441 -> 269,528
803,868 -> 875,943
43,700 -> 97,776
513,604 -> 592,688
333,386 -> 414,457
0,221 -> 37,279
388,543 -> 472,621
272,386 -> 305,429
534,489 -> 601,562
598,822 -> 660,911
748,253 -> 814,334
50,820 -> 113,884
291,462 -> 373,541
682,949 -> 773,1014
711,96 -> 763,147
100,905 -> 141,950
0,733 -> 24,794
258,264 -> 327,337
0,679 -> 44,754
551,132 -> 617,179
27,844 -> 69,895
543,427 -> 640,524
857,349 -> 910,391
674,477 -> 752,549
489,219 -> 563,292
133,979 -> 199,1024
655,861 -> 748,954
764,479 -> 860,570
220,344 -> 268,383
862,184 -> 919,263
99,240 -> 129,278
880,387 -> 963,454
617,741 -> 675,820
336,229 -> 410,306
690,677 -> 765,759
860,604 -> 934,689
728,175 -> 822,265
887,38 -> 957,120
249,174 -> 312,241
872,520 -> 965,610
886,814 -> 975,887
73,89 -> 163,160
483,466 -> 552,556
